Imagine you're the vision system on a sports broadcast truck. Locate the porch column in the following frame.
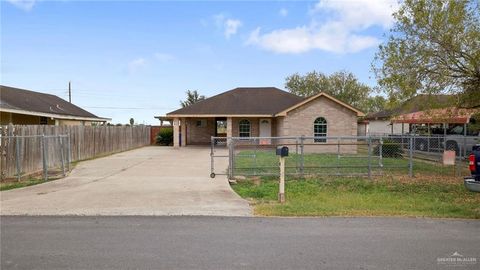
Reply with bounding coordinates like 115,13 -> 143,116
180,118 -> 187,147
173,117 -> 180,148
226,117 -> 233,137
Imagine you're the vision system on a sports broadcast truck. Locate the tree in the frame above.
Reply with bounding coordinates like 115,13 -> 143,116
129,118 -> 135,126
363,95 -> 387,113
285,70 -> 383,112
373,0 -> 480,107
180,90 -> 206,108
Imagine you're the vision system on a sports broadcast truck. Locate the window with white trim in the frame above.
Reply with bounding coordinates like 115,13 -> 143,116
314,117 -> 327,143
239,119 -> 251,138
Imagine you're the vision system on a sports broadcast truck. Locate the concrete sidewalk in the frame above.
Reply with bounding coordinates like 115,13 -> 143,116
0,146 -> 251,216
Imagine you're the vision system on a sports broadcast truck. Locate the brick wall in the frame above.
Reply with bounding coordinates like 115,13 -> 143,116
281,96 -> 358,153
186,118 -> 216,145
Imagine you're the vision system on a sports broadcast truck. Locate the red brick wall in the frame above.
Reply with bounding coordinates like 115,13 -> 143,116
150,126 -> 173,145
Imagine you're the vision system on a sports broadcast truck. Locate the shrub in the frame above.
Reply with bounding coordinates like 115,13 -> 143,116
373,139 -> 404,157
156,128 -> 173,146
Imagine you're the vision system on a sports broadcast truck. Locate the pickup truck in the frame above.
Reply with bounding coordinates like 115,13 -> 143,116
444,132 -> 480,156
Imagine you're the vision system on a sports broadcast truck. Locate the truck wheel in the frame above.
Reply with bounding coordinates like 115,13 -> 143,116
417,140 -> 427,151
446,142 -> 459,155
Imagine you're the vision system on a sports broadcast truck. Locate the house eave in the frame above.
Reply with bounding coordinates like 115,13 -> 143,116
0,108 -> 111,122
163,114 -> 275,118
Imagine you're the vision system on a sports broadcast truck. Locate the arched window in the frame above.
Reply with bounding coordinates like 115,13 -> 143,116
239,119 -> 251,137
314,117 -> 327,143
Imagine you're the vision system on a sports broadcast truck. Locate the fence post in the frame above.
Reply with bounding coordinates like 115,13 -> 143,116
210,137 -> 215,177
409,136 -> 413,177
379,137 -> 383,169
253,138 -> 257,176
15,136 -> 21,181
367,136 -> 372,179
295,137 -> 299,174
59,136 -> 66,177
336,137 -> 340,175
278,156 -> 286,203
228,138 -> 233,180
300,136 -> 305,177
67,134 -> 71,172
42,135 -> 48,181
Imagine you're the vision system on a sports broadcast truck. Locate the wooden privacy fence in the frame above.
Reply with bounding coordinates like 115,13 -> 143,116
0,125 -> 151,180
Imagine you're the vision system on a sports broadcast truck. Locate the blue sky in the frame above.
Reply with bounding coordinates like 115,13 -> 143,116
1,0 -> 398,124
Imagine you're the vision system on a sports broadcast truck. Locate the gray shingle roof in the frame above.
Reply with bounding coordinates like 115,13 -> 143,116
0,85 -> 105,119
167,87 -> 304,116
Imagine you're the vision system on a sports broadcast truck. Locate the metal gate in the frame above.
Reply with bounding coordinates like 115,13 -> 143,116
210,137 -> 230,178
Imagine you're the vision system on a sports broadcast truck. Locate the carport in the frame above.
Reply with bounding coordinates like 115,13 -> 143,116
391,107 -> 478,135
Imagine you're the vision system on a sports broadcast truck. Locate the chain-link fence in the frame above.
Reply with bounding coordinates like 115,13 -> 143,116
0,135 -> 70,181
211,135 -> 475,179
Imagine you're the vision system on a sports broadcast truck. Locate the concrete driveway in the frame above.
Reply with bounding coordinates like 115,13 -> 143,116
0,146 -> 251,216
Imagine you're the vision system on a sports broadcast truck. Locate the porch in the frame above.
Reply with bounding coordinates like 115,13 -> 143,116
159,116 -> 277,147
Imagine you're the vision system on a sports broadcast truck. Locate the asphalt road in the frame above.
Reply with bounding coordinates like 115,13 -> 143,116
1,216 -> 479,270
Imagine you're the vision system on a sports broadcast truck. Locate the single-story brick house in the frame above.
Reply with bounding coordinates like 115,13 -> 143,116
156,87 -> 364,148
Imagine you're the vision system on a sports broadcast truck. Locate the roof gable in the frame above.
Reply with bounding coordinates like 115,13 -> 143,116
167,87 -> 304,116
275,92 -> 365,117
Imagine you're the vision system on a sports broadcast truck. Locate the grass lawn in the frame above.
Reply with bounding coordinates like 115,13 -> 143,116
231,150 -> 478,218
233,150 -> 469,177
232,177 -> 480,218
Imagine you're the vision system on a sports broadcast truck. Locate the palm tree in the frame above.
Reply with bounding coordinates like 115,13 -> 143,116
180,90 -> 206,108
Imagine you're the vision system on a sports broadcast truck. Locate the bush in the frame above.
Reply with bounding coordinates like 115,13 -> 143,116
373,139 -> 403,158
156,128 -> 173,146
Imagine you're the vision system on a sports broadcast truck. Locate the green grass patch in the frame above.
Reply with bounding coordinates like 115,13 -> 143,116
0,177 -> 60,191
232,177 -> 480,219
233,150 -> 468,176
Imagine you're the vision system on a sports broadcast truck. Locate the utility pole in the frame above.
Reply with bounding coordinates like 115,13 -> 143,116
68,81 -> 72,103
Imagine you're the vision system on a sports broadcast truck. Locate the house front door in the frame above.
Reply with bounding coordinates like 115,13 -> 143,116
259,119 -> 271,144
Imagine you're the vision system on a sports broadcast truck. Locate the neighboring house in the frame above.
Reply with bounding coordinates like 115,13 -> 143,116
156,87 -> 364,148
0,85 -> 110,125
364,95 -> 453,135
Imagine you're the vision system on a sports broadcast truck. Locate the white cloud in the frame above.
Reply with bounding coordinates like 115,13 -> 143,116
128,58 -> 147,74
279,8 -> 288,17
224,19 -> 242,39
213,14 -> 242,39
153,53 -> 174,62
6,0 -> 36,11
247,0 -> 398,54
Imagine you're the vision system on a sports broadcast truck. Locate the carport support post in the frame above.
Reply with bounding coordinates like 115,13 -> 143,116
278,156 -> 285,203
180,118 -> 186,147
173,118 -> 180,148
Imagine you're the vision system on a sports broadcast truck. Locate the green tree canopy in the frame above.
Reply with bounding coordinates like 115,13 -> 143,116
180,90 -> 206,108
285,70 -> 384,113
373,0 -> 480,107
